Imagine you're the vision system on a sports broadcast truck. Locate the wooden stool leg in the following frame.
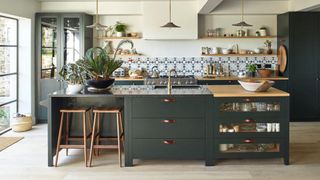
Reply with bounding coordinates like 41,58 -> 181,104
116,112 -> 122,167
83,112 -> 88,167
65,112 -> 69,156
96,113 -> 101,156
55,112 -> 65,167
88,109 -> 92,133
119,111 -> 124,141
89,112 -> 97,167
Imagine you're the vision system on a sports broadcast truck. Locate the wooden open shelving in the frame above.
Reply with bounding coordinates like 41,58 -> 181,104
200,36 -> 277,39
96,36 -> 142,40
202,53 -> 276,57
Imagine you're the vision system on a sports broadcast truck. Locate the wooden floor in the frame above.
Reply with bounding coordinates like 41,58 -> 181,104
0,122 -> 320,180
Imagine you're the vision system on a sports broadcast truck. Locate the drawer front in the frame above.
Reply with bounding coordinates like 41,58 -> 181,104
214,138 -> 285,159
133,118 -> 205,138
214,117 -> 287,138
133,139 -> 205,159
132,97 -> 205,118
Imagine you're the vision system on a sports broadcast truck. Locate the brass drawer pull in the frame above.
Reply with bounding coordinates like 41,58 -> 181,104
161,98 -> 176,103
244,119 -> 255,123
161,119 -> 176,124
243,139 -> 255,143
163,140 -> 176,145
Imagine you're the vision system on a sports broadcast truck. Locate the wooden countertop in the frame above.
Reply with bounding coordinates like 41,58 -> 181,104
197,76 -> 289,81
208,85 -> 290,97
114,76 -> 289,81
114,77 -> 145,81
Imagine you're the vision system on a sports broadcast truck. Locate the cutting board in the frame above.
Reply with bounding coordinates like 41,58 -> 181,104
277,45 -> 287,73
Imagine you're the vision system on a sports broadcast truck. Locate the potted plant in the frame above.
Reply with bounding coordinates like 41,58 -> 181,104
246,64 -> 257,77
264,40 -> 272,54
114,21 -> 127,37
78,40 -> 134,89
59,61 -> 85,93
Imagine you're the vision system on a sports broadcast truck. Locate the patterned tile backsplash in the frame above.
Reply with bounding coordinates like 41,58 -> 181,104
119,56 -> 277,77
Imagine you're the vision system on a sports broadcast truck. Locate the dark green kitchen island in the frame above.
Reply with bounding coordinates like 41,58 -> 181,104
47,85 -> 214,167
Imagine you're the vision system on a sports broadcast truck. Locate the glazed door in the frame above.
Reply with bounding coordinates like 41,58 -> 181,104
37,15 -> 63,121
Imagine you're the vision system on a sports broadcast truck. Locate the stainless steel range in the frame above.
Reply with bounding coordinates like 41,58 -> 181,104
144,75 -> 198,86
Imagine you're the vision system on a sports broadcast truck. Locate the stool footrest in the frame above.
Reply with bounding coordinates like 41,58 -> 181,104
60,145 -> 86,149
93,145 -> 118,149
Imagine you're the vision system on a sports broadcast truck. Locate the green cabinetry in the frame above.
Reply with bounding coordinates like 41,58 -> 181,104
124,96 -> 213,166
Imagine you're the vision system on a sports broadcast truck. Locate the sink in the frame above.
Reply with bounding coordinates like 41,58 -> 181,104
153,85 -> 201,89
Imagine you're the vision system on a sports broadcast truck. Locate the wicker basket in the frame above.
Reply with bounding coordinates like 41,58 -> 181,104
11,116 -> 32,132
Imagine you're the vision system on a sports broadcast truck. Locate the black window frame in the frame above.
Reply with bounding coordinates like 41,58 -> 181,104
0,15 -> 19,134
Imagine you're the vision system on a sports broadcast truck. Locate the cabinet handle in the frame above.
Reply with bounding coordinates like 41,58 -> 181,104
163,140 -> 176,145
244,119 -> 255,123
317,77 -> 320,81
161,98 -> 176,103
243,139 -> 255,143
243,98 -> 251,102
161,119 -> 176,124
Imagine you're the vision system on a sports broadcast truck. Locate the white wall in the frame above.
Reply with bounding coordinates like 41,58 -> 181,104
0,0 -> 40,123
289,0 -> 320,11
40,0 -> 280,57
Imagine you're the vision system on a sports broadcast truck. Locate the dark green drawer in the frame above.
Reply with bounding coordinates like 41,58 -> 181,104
132,118 -> 205,138
132,97 -> 205,118
133,139 -> 205,159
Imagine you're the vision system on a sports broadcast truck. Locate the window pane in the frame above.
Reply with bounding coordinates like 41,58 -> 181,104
41,17 -> 58,79
0,102 -> 16,132
0,17 -> 17,45
0,74 -> 17,104
0,47 -> 17,74
64,17 -> 80,64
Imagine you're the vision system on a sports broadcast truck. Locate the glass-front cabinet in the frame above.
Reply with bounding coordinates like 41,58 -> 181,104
36,13 -> 93,122
212,97 -> 289,165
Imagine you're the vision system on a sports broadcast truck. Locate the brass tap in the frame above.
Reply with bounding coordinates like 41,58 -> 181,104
168,69 -> 177,94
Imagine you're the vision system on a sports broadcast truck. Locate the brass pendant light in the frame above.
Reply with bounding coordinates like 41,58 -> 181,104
232,0 -> 252,27
161,0 -> 180,28
87,0 -> 108,30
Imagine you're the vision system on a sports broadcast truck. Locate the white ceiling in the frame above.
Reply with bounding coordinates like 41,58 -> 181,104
37,0 -> 288,1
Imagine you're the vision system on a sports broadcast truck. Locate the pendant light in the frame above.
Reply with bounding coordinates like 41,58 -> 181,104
87,0 -> 108,30
161,0 -> 180,28
232,0 -> 252,27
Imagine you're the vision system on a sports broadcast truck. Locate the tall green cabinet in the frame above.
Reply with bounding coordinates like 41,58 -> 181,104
35,13 -> 93,122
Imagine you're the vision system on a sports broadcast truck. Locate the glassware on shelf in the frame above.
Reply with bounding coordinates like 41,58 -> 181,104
220,143 -> 280,153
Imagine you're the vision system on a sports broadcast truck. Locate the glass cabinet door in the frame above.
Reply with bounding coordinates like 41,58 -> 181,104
63,17 -> 80,64
220,102 -> 281,112
219,142 -> 280,153
219,121 -> 280,133
40,17 -> 58,79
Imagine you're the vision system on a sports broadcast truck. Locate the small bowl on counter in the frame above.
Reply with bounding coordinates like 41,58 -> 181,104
238,79 -> 275,92
257,69 -> 274,78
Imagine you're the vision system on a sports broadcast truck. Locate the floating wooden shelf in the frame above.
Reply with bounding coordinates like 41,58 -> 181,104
200,36 -> 277,39
202,54 -> 276,57
109,54 -> 143,56
96,36 -> 142,40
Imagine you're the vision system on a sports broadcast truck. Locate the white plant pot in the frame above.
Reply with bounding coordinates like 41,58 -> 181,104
116,31 -> 125,37
67,84 -> 83,94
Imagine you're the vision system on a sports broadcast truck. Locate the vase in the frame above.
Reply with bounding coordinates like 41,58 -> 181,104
247,72 -> 256,77
86,78 -> 115,89
67,84 -> 83,94
267,47 -> 273,54
116,32 -> 125,37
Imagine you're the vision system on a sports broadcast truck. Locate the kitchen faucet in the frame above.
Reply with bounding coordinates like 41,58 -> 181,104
168,69 -> 177,94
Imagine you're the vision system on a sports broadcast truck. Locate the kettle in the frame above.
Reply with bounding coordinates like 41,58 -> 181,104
150,66 -> 160,78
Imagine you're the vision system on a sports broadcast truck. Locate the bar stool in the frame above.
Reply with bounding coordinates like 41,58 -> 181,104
55,107 -> 92,167
88,107 -> 124,167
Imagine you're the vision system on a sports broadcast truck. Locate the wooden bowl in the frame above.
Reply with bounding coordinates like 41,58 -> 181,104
257,69 -> 274,78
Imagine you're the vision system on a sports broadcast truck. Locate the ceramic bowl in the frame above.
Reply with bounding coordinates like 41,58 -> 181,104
258,69 -> 274,78
238,79 -> 275,92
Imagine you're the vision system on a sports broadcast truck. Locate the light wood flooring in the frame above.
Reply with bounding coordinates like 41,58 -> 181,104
0,122 -> 320,180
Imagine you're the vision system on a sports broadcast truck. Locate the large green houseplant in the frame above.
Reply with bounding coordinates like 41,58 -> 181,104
78,39 -> 134,89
